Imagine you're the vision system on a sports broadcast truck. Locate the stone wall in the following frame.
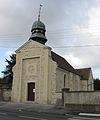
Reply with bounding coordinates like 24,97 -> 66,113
56,68 -> 81,92
64,91 -> 100,113
12,40 -> 61,104
64,91 -> 100,105
87,70 -> 94,91
80,70 -> 94,91
3,88 -> 11,101
11,40 -> 51,104
0,87 -> 11,101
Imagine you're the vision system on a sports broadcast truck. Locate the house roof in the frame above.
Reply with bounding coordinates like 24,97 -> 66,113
76,68 -> 91,80
51,51 -> 79,75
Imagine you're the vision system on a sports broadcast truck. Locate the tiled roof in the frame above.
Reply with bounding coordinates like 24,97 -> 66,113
51,51 -> 79,75
76,68 -> 91,80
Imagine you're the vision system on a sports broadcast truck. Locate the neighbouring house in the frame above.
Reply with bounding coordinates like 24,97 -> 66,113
11,15 -> 94,105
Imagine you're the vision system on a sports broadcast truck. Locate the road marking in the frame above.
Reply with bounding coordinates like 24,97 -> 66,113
68,116 -> 100,120
19,115 -> 48,120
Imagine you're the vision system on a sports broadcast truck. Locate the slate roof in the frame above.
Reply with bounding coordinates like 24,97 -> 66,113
76,68 -> 91,80
51,51 -> 79,75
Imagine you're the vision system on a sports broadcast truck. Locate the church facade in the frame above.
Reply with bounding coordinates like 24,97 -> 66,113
11,16 -> 94,104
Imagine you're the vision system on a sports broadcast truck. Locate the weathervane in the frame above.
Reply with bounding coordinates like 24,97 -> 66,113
38,4 -> 43,21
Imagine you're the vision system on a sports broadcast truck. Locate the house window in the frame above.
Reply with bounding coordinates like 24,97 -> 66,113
64,74 -> 66,87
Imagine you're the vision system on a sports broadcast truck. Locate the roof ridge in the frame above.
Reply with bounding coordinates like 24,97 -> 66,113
76,67 -> 91,70
51,51 -> 80,75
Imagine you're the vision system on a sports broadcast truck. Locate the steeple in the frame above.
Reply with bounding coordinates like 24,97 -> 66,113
30,5 -> 47,44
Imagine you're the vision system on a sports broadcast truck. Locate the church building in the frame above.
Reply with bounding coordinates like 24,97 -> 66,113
11,11 -> 94,104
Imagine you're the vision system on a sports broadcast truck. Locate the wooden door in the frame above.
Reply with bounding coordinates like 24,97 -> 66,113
27,83 -> 35,101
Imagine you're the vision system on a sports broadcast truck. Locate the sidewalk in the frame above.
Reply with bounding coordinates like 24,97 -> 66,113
0,102 -> 65,115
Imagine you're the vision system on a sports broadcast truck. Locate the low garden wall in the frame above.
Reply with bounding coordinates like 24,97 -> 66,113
64,91 -> 100,113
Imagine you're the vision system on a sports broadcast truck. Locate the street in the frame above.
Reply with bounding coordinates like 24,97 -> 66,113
0,109 -> 67,120
67,116 -> 100,120
0,109 -> 100,120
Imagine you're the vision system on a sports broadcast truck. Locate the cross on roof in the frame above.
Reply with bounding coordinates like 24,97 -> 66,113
38,4 -> 43,21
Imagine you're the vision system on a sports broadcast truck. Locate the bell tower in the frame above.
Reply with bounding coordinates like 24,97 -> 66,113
30,5 -> 47,44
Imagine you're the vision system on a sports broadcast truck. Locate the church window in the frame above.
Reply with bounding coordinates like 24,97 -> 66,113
64,74 -> 66,87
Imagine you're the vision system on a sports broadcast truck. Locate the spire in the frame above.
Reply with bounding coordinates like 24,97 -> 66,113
38,4 -> 42,21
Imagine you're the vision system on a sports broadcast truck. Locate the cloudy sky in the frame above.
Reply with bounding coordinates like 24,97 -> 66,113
0,0 -> 100,78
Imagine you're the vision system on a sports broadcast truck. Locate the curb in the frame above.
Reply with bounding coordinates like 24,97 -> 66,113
79,113 -> 100,117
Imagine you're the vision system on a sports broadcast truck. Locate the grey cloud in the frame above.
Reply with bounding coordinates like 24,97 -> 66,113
0,0 -> 100,77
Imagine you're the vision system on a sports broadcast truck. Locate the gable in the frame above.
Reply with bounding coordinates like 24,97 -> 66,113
76,68 -> 91,80
16,39 -> 45,53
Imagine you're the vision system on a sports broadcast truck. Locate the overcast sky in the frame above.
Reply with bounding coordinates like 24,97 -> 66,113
0,0 -> 100,78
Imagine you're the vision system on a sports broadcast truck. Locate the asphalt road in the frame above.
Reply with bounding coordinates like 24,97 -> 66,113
0,110 -> 67,120
0,109 -> 100,120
